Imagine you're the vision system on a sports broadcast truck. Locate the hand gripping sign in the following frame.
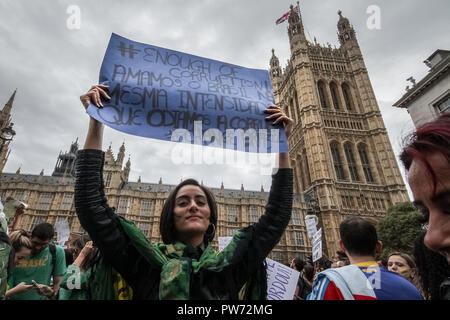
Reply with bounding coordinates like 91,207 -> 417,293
87,33 -> 289,153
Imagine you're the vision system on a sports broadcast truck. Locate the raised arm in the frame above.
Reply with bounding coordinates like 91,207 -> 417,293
229,105 -> 294,284
75,85 -> 145,288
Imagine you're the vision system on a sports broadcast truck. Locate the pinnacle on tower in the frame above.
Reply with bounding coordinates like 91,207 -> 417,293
287,2 -> 306,44
2,89 -> 17,115
117,142 -> 126,165
270,49 -> 282,79
337,10 -> 356,46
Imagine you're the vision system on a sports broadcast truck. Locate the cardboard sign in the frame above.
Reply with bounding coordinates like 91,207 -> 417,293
87,33 -> 289,153
305,215 -> 318,239
312,228 -> 322,262
266,258 -> 300,300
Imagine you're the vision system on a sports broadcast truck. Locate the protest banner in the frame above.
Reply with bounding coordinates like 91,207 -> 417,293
87,33 -> 288,153
218,236 -> 233,252
312,228 -> 322,263
266,258 -> 300,300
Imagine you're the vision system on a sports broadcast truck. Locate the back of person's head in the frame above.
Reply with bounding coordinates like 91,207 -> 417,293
9,230 -> 32,252
31,223 -> 54,240
335,250 -> 350,267
71,234 -> 98,270
71,234 -> 91,250
303,263 -> 315,282
400,113 -> 450,192
339,217 -> 378,257
160,179 -> 218,246
292,257 -> 306,271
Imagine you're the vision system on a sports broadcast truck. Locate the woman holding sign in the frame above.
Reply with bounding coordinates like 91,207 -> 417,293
75,84 -> 294,299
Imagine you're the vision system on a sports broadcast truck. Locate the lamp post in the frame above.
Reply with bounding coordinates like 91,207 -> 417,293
0,123 -> 16,177
304,192 -> 328,260
0,123 -> 16,154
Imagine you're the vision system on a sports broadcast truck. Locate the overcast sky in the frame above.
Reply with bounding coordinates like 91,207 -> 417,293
1,0 -> 449,194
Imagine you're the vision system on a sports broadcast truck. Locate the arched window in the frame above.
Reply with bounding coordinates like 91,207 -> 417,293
344,143 -> 360,182
342,83 -> 353,111
317,81 -> 328,109
330,142 -> 345,180
358,145 -> 375,183
330,83 -> 340,110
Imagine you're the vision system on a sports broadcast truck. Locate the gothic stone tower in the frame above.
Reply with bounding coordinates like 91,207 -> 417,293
0,90 -> 17,173
270,5 -> 409,255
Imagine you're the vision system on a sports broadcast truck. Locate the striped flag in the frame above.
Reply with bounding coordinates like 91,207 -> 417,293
275,6 -> 299,25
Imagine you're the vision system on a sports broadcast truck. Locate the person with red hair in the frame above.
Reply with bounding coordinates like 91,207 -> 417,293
400,113 -> 450,299
400,113 -> 450,264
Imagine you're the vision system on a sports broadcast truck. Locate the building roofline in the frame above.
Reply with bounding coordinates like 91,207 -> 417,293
426,49 -> 450,62
393,55 -> 450,109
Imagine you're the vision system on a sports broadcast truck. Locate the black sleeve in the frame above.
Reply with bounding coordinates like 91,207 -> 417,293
230,168 -> 293,283
74,149 -> 146,288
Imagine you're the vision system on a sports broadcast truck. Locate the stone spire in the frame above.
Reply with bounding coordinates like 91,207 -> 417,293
2,89 -> 16,116
270,49 -> 282,79
117,142 -> 126,165
287,2 -> 306,46
337,10 -> 357,46
122,155 -> 131,183
52,139 -> 78,178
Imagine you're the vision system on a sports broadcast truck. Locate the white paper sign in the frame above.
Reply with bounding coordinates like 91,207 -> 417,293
55,218 -> 70,247
305,216 -> 318,239
266,258 -> 300,300
218,236 -> 233,252
312,228 -> 322,262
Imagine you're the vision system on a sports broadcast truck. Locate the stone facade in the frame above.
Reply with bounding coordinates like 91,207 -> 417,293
0,142 -> 309,265
269,6 -> 409,255
393,49 -> 450,127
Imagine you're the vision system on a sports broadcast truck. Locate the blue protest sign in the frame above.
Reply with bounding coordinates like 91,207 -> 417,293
87,33 -> 288,153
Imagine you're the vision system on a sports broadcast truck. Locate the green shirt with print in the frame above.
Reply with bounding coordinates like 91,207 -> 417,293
8,244 -> 66,300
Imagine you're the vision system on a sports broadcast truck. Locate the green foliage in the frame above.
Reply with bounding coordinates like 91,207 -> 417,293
377,202 -> 424,261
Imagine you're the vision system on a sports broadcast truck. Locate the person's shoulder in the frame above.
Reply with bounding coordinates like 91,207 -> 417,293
379,267 -> 422,298
54,245 -> 65,253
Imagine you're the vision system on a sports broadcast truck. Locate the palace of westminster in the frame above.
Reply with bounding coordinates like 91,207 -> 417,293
0,5 -> 409,264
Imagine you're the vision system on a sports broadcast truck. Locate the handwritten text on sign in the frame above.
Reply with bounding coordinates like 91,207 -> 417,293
266,258 -> 299,300
312,228 -> 323,263
87,33 -> 288,153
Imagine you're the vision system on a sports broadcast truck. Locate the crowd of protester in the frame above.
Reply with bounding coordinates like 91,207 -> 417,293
0,90 -> 449,300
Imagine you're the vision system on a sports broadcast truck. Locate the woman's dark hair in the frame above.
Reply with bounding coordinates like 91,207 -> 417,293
414,231 -> 450,300
400,113 -> 450,194
71,234 -> 98,271
31,223 -> 54,240
339,217 -> 378,256
160,179 -> 218,246
303,263 -> 315,283
292,257 -> 306,272
64,248 -> 74,266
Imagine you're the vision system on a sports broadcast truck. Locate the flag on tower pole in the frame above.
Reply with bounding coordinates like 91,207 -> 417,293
275,6 -> 299,25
